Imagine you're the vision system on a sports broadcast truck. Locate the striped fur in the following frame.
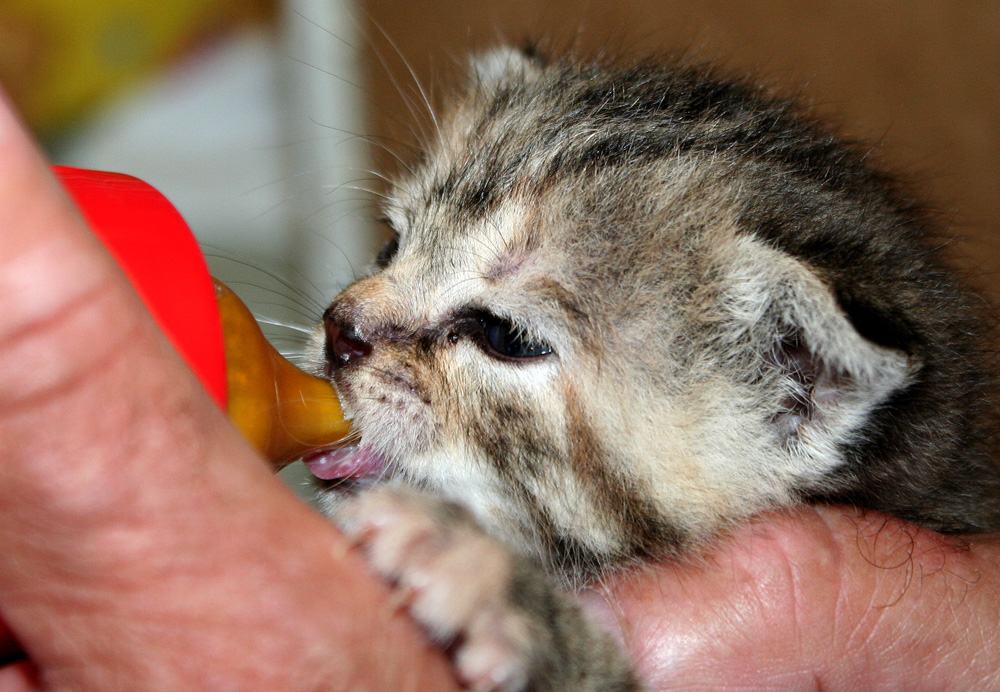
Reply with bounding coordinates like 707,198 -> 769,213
310,47 -> 1000,587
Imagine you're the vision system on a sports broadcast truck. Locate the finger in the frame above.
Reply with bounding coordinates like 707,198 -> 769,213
0,662 -> 39,692
0,617 -> 23,665
0,92 -> 460,692
595,505 -> 1000,691
0,86 -> 143,423
0,87 -> 114,340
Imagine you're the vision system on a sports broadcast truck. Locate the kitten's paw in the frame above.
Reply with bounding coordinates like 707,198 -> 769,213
337,487 -> 532,691
337,486 -> 640,692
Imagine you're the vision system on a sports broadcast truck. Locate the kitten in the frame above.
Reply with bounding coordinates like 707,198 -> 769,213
303,47 -> 1000,691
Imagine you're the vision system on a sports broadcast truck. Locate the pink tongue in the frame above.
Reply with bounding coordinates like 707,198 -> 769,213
303,445 -> 384,481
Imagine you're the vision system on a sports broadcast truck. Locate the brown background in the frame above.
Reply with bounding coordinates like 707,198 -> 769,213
357,1 -> 1000,297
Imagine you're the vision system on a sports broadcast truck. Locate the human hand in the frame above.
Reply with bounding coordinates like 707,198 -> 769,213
0,89 -> 461,691
590,504 -> 1000,690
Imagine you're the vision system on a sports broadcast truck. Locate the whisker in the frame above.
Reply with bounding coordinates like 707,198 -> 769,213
360,12 -> 439,146
368,16 -> 440,140
256,317 -> 315,334
302,120 -> 418,176
284,53 -> 367,92
236,297 -> 321,323
206,253 -> 328,313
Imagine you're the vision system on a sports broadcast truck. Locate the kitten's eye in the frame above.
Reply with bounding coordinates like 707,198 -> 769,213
480,316 -> 553,360
375,233 -> 399,269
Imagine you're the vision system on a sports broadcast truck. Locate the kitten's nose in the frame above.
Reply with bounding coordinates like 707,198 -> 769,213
324,313 -> 372,370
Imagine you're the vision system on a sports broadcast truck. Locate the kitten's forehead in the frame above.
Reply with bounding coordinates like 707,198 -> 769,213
414,199 -> 541,278
388,61 -> 587,229
385,56 -> 725,265
378,195 -> 559,326
381,54 -> 769,330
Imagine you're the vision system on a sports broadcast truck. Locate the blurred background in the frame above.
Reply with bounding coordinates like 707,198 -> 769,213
2,0 -> 998,485
0,0 -> 373,349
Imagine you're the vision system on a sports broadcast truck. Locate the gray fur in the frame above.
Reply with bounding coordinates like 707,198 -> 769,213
307,47 -> 1000,690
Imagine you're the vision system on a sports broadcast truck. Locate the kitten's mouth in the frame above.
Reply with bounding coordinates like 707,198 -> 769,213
302,444 -> 388,484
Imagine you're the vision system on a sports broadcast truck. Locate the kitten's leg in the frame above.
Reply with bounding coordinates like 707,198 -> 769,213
337,486 -> 640,692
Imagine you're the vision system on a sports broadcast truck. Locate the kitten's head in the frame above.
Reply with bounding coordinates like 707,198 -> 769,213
307,48 -> 989,579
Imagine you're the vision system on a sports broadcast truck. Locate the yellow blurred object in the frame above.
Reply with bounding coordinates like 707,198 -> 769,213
0,0 -> 273,136
215,280 -> 354,471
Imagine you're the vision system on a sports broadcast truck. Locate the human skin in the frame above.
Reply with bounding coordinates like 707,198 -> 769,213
0,89 -> 461,692
1,86 -> 999,691
592,506 -> 1000,690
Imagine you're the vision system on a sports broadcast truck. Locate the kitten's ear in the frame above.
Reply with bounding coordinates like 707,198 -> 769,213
725,239 -> 918,446
469,45 -> 546,88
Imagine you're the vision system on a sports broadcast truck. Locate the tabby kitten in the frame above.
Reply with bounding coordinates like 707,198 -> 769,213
303,47 -> 1000,691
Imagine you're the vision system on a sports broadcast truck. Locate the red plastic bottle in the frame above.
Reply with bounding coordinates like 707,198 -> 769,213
54,166 -> 352,469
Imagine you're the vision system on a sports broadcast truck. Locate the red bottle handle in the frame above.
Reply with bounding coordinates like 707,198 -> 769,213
52,166 -> 227,408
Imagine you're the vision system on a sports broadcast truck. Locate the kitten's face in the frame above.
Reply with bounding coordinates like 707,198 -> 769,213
307,50 -> 918,578
312,170 -> 700,573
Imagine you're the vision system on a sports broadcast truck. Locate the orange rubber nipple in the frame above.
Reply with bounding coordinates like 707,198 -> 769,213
215,280 -> 353,469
